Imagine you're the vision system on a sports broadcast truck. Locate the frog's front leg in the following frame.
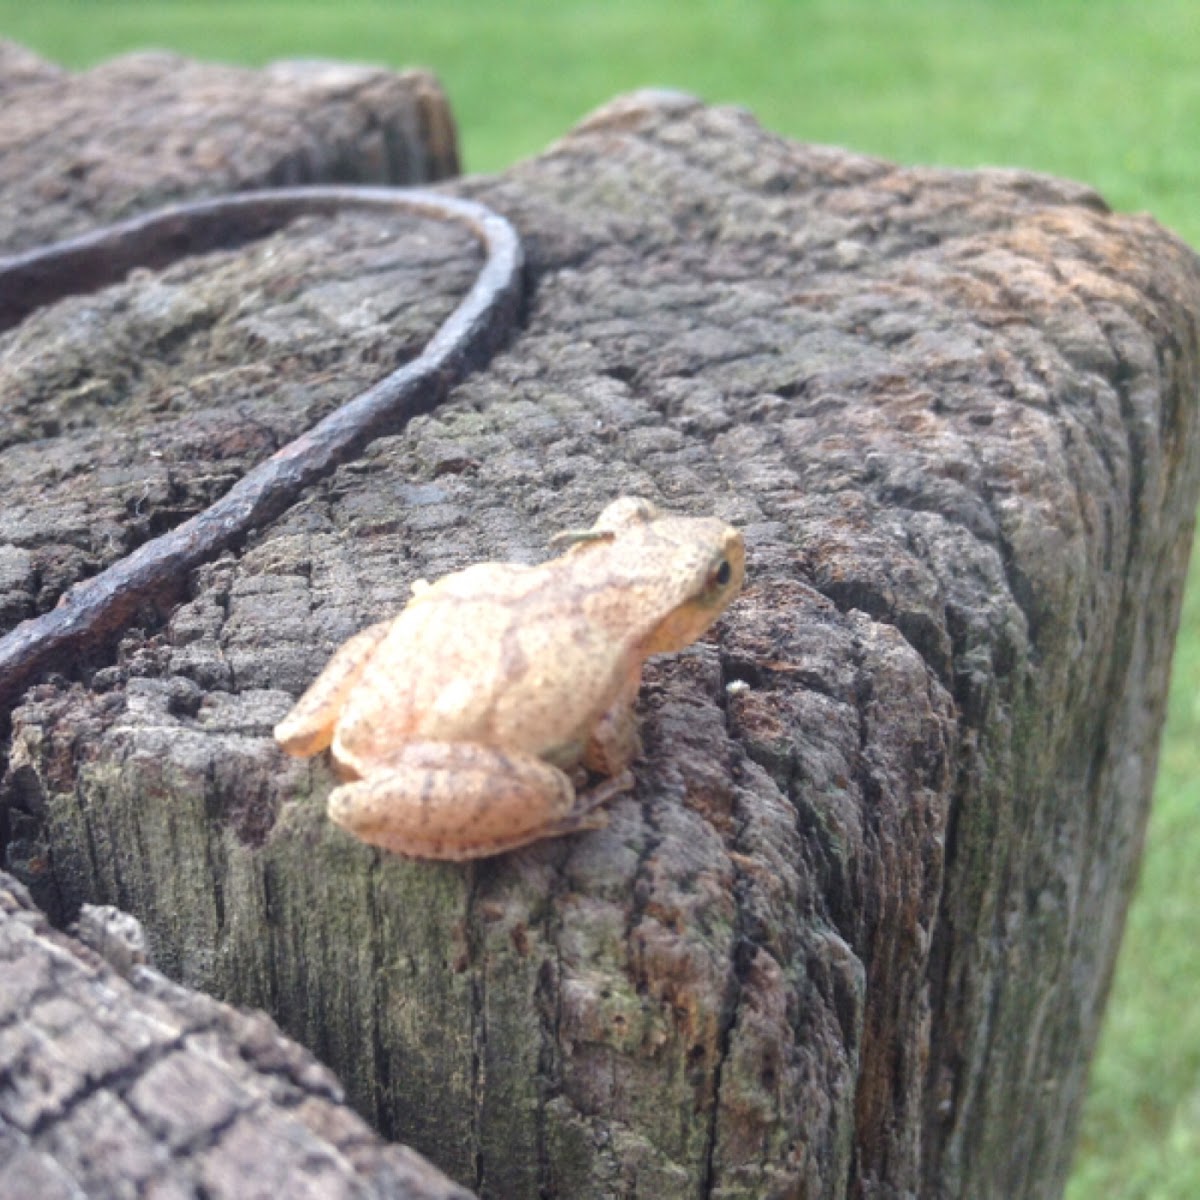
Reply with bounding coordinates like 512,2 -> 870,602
327,742 -> 631,861
275,619 -> 392,757
582,664 -> 643,776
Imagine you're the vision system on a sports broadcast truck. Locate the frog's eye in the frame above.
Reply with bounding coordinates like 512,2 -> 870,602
710,559 -> 733,588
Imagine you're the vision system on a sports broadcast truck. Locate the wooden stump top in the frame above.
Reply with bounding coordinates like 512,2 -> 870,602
0,40 -> 459,254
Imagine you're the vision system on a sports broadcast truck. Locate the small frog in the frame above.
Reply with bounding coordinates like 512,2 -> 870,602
274,496 -> 745,860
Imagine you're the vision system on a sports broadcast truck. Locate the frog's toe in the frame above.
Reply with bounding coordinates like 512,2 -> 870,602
552,809 -> 610,835
577,769 -> 636,815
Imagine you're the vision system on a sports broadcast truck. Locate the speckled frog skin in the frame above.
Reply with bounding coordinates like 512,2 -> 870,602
274,496 -> 745,860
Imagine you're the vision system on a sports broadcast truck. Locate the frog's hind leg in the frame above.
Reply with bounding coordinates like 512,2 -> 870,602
326,743 -> 630,861
274,619 -> 392,758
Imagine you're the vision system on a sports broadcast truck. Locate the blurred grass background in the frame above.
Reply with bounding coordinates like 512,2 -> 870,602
1,2 -> 1196,1195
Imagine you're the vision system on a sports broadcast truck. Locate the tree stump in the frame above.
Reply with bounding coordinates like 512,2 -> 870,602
0,40 -> 459,253
0,872 -> 471,1198
3,52 -> 1200,1200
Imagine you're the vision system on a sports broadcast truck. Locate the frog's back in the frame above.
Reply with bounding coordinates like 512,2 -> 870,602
332,560 -> 631,771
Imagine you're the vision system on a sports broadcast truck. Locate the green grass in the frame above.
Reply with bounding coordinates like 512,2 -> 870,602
1069,544 -> 1200,1198
5,0 -> 1200,239
2,3 -> 1198,1194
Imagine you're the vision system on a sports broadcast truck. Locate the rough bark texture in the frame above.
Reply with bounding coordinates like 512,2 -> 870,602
0,40 -> 460,254
3,58 -> 1200,1200
0,871 -> 472,1199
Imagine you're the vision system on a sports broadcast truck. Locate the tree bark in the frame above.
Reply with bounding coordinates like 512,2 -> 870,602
0,872 -> 472,1198
3,56 -> 1200,1200
0,40 -> 459,254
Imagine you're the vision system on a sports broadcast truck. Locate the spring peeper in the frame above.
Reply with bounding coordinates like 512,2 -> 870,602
274,496 -> 745,860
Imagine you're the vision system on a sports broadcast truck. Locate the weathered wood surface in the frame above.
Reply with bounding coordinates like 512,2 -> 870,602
0,42 -> 475,639
0,45 -> 487,1200
3,60 -> 1200,1200
0,40 -> 459,254
0,872 -> 472,1199
0,200 -> 482,638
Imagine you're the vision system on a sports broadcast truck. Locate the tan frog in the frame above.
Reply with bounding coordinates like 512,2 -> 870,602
274,496 -> 745,860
